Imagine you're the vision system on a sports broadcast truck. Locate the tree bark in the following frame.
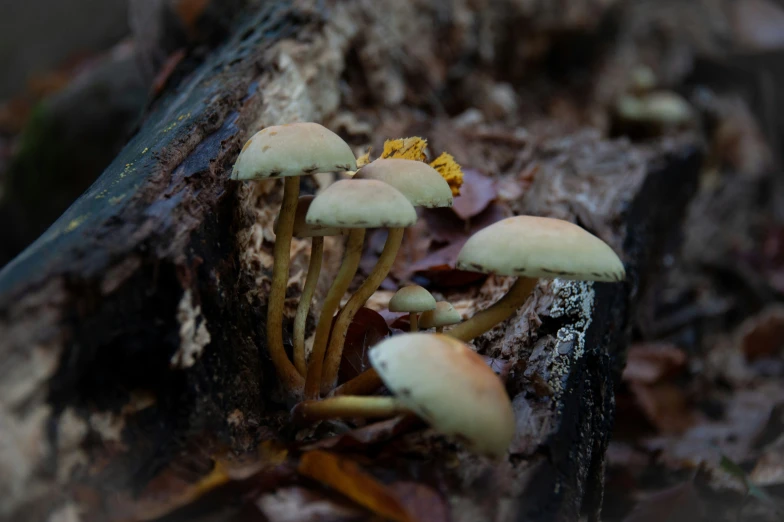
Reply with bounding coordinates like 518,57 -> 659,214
0,1 -> 702,521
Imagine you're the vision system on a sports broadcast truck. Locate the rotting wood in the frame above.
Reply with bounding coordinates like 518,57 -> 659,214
0,1 -> 702,521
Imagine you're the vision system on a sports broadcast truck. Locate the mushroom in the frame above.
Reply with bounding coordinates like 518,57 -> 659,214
388,285 -> 437,332
447,216 -> 625,342
232,122 -> 356,395
275,196 -> 349,376
312,159 -> 454,394
293,333 -> 515,458
303,179 -> 417,398
420,301 -> 462,333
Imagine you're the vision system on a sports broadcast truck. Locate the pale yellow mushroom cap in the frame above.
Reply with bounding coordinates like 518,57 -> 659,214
231,122 -> 357,181
354,158 -> 453,208
274,196 -> 349,238
419,301 -> 462,329
369,333 -> 515,458
456,216 -> 625,282
305,179 -> 417,229
388,285 -> 437,313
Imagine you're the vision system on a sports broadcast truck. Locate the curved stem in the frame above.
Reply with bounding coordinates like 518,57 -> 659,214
331,368 -> 383,396
292,396 -> 407,424
304,229 -> 365,399
446,277 -> 537,342
267,176 -> 304,394
409,312 -> 418,332
321,228 -> 405,394
293,237 -> 324,376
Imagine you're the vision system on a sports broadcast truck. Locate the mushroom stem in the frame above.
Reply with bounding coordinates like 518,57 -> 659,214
331,368 -> 383,396
446,277 -> 538,342
321,227 -> 406,394
304,229 -> 366,399
293,236 -> 324,376
436,326 -> 444,334
409,312 -> 419,332
268,176 -> 305,394
292,396 -> 407,424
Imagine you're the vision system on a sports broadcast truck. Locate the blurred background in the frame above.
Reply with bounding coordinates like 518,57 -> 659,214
3,1 -> 784,520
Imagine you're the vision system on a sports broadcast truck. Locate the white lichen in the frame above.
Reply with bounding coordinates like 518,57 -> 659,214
545,279 -> 595,396
171,289 -> 211,369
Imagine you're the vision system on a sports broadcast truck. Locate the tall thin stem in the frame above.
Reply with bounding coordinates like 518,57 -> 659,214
409,312 -> 419,332
267,176 -> 304,394
292,396 -> 406,424
446,277 -> 538,342
304,229 -> 365,399
321,228 -> 405,395
331,368 -> 383,396
293,237 -> 324,376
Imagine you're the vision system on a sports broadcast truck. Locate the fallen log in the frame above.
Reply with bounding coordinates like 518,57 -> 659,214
0,1 -> 702,521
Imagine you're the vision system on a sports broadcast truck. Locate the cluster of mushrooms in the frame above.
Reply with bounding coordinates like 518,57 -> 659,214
232,122 -> 626,458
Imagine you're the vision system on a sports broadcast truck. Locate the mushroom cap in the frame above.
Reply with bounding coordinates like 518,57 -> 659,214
456,216 -> 625,282
369,333 -> 514,458
231,122 -> 357,181
388,285 -> 437,313
274,196 -> 349,238
354,158 -> 453,208
419,301 -> 462,329
305,179 -> 417,229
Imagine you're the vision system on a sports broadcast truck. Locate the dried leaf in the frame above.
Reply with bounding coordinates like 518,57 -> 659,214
301,416 -> 421,452
628,382 -> 696,435
338,307 -> 391,384
388,482 -> 449,522
429,152 -> 464,196
451,169 -> 496,220
409,241 -> 486,288
736,306 -> 784,360
622,482 -> 702,522
298,450 -> 414,522
381,136 -> 428,161
622,343 -> 687,384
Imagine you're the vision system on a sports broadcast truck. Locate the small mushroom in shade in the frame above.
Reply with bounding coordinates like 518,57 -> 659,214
388,285 -> 437,332
232,122 -> 356,396
274,196 -> 349,376
448,216 -> 625,342
420,301 -> 462,334
293,333 -> 515,458
303,179 -> 417,399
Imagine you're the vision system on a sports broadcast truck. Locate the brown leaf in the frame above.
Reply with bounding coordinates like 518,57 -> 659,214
622,343 -> 687,384
622,482 -> 702,522
736,305 -> 784,360
628,382 -> 696,435
338,307 -> 391,384
301,416 -> 422,452
297,451 -> 414,522
409,241 -> 486,288
388,482 -> 449,522
451,169 -> 497,220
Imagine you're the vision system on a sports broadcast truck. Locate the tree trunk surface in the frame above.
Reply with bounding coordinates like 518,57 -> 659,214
0,1 -> 702,521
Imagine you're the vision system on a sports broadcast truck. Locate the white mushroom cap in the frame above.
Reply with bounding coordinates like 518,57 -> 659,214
275,196 -> 349,238
419,301 -> 462,329
231,122 -> 357,181
388,285 -> 437,313
456,216 -> 625,282
354,158 -> 453,208
369,333 -> 515,457
305,179 -> 417,229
